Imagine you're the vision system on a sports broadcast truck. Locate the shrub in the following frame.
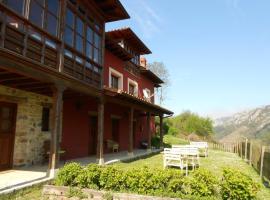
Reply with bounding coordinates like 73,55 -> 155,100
221,168 -> 260,200
55,162 -> 83,186
151,136 -> 160,148
189,169 -> 218,196
55,163 -> 219,198
76,164 -> 101,189
99,166 -> 125,191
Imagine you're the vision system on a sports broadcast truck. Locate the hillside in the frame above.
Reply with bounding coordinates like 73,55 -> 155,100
214,105 -> 270,144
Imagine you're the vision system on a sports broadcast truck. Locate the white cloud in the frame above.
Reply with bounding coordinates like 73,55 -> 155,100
124,0 -> 163,38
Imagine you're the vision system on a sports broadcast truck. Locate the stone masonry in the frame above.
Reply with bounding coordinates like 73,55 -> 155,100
0,85 -> 52,167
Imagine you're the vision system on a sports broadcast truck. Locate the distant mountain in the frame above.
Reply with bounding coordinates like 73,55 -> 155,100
214,105 -> 270,144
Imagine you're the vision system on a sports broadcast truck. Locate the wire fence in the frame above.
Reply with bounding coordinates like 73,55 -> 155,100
209,140 -> 270,181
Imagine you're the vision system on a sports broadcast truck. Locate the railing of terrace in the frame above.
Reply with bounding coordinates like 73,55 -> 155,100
0,4 -> 102,88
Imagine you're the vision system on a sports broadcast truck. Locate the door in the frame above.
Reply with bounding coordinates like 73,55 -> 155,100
111,118 -> 120,142
89,116 -> 98,155
0,102 -> 17,171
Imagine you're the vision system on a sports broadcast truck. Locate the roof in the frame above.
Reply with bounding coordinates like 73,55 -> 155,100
104,87 -> 173,115
140,68 -> 164,86
105,34 -> 133,61
106,27 -> 152,55
93,0 -> 130,22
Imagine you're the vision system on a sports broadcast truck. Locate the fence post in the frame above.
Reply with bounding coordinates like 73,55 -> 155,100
260,146 -> 266,179
249,141 -> 252,166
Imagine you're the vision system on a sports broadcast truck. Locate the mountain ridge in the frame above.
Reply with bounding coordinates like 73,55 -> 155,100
214,105 -> 270,144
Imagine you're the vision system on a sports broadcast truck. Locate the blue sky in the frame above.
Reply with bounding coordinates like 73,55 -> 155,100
106,0 -> 270,118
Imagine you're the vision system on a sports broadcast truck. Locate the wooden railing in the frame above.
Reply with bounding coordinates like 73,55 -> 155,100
0,4 -> 102,89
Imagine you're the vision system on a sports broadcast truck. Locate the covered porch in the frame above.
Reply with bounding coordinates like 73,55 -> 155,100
0,149 -> 161,194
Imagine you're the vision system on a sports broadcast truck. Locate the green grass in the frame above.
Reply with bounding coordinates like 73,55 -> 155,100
2,149 -> 270,199
114,150 -> 270,200
163,134 -> 189,147
0,184 -> 43,200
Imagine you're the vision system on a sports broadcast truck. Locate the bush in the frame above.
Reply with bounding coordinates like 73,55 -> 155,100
151,136 -> 160,148
55,162 -> 83,186
188,169 -> 218,196
55,163 -> 220,198
76,164 -> 101,189
99,166 -> 125,191
221,168 -> 260,200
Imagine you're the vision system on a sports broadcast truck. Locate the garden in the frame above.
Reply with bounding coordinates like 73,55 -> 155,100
2,147 -> 269,200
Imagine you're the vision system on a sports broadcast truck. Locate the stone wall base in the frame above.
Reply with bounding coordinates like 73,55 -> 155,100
42,185 -> 180,200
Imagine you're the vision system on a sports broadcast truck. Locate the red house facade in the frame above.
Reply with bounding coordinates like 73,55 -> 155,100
0,0 -> 172,174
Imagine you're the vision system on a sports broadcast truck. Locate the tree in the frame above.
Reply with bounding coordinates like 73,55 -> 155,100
147,62 -> 170,105
166,111 -> 214,137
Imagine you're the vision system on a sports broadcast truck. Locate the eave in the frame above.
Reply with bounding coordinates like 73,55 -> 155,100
93,0 -> 130,22
106,27 -> 152,55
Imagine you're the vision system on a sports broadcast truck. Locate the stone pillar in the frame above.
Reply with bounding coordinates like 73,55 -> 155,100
128,107 -> 134,156
97,99 -> 104,165
159,114 -> 164,149
48,85 -> 65,177
147,112 -> 152,152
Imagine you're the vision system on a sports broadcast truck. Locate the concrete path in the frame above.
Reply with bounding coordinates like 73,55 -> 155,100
0,149 -> 161,194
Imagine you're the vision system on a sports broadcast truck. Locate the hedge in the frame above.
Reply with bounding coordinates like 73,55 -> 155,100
55,163 -> 260,199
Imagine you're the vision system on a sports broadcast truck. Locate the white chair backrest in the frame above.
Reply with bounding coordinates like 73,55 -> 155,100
190,142 -> 208,148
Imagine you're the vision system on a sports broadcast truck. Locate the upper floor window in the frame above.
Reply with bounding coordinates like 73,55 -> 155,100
111,75 -> 119,89
64,7 -> 102,65
129,84 -> 135,95
143,88 -> 152,102
28,0 -> 59,36
5,0 -> 25,15
128,78 -> 138,96
109,68 -> 123,90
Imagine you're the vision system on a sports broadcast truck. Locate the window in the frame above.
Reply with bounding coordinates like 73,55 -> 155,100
128,78 -> 138,96
42,107 -> 50,132
111,75 -> 119,89
6,0 -> 25,15
109,68 -> 123,90
29,0 -> 60,36
64,7 -> 102,65
143,88 -> 152,102
129,84 -> 135,95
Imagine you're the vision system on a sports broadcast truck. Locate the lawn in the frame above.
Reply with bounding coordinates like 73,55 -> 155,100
0,184 -> 43,200
114,150 -> 270,200
1,149 -> 270,200
163,134 -> 189,146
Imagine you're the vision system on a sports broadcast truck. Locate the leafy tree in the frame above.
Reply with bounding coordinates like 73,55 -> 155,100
166,111 -> 213,137
147,62 -> 170,105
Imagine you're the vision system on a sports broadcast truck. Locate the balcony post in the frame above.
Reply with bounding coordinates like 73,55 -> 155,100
48,84 -> 65,177
128,107 -> 134,156
160,114 -> 164,149
97,98 -> 105,165
147,112 -> 152,152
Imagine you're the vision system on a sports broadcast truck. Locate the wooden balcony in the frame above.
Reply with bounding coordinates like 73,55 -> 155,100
0,4 -> 102,90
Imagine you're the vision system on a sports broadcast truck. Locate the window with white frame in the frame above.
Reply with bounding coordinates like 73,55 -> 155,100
143,88 -> 152,102
128,78 -> 138,96
109,68 -> 123,90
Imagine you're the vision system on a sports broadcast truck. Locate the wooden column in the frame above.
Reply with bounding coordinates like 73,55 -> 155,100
260,146 -> 266,178
48,85 -> 65,177
159,114 -> 164,149
97,99 -> 104,165
128,107 -> 134,156
147,112 -> 152,152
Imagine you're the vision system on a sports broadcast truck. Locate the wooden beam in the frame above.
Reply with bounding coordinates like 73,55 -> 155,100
128,107 -> 134,155
0,94 -> 28,103
48,85 -> 65,177
160,114 -> 164,149
96,98 -> 105,165
147,112 -> 152,151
